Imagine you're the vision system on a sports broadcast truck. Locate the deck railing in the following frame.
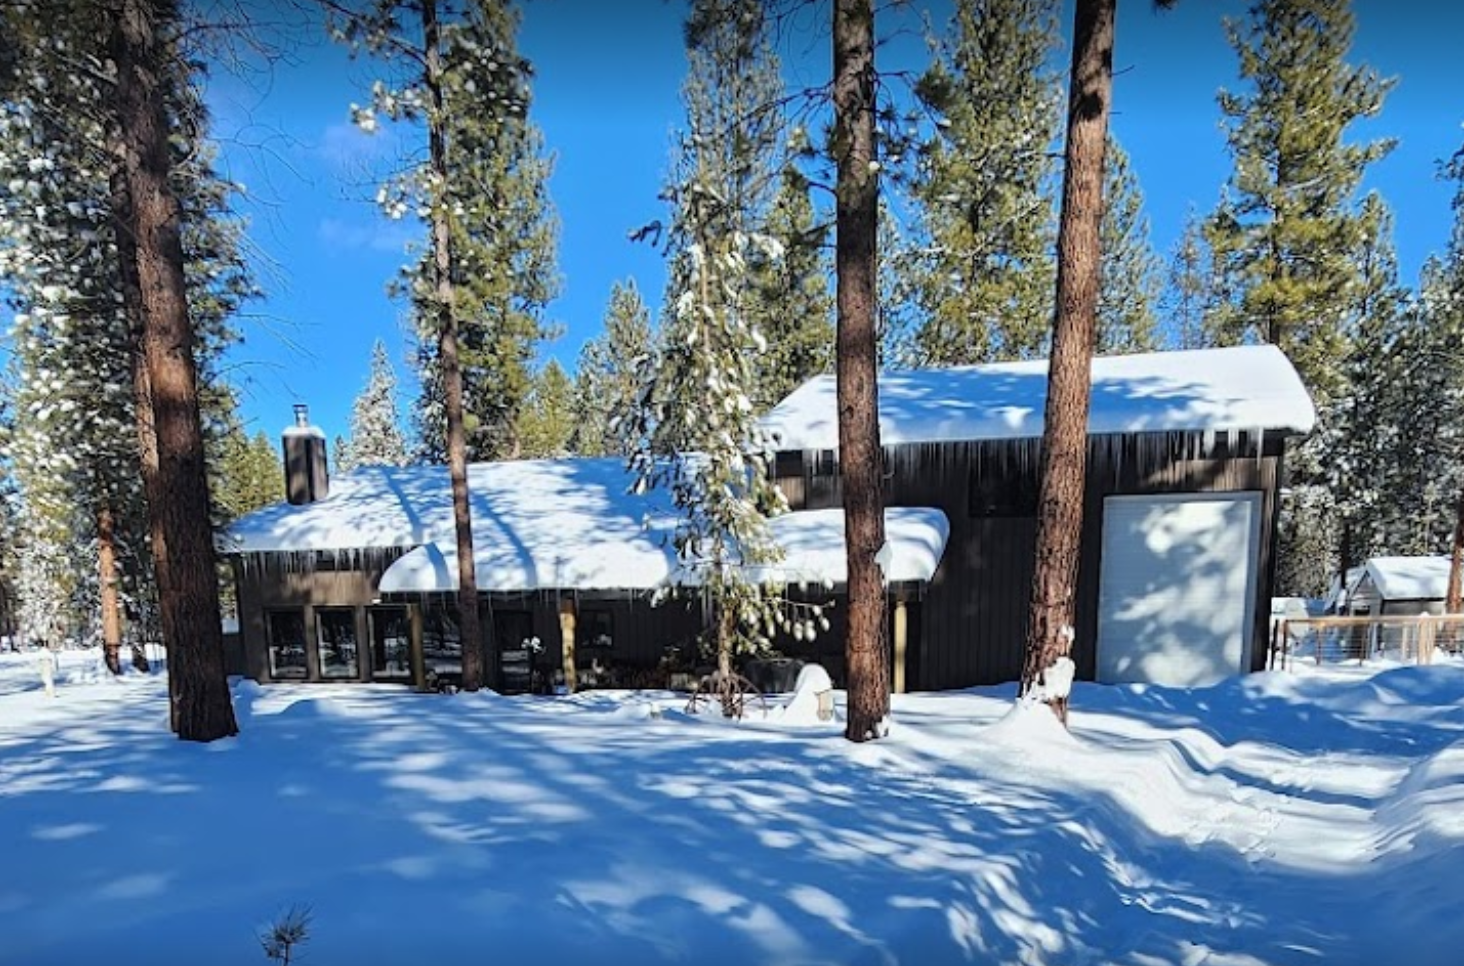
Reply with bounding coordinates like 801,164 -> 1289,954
1269,614 -> 1464,671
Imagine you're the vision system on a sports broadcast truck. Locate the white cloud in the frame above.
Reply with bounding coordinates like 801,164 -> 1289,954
317,217 -> 419,255
316,120 -> 404,170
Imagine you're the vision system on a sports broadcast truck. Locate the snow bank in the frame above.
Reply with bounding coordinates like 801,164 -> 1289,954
771,663 -> 836,726
5,658 -> 1464,965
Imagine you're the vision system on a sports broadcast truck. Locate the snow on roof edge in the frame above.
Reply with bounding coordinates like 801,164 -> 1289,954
1364,555 -> 1455,602
760,344 -> 1316,453
378,506 -> 951,594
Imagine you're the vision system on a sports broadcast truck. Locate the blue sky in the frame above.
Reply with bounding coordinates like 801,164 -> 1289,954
206,0 -> 1464,446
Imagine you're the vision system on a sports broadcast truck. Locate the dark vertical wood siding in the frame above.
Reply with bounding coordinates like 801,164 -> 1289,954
235,550 -> 406,684
235,430 -> 1286,692
775,432 -> 1286,690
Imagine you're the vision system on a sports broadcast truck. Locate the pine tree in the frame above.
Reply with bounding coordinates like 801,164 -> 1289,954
1207,0 -> 1397,596
108,0 -> 238,739
622,168 -> 790,686
331,0 -> 534,691
216,425 -> 284,521
664,0 -> 796,415
1018,0 -> 1115,725
832,0 -> 890,742
1160,208 -> 1221,351
907,0 -> 1061,365
673,0 -> 783,252
622,0 -> 802,688
1206,0 -> 1395,406
344,339 -> 408,468
748,167 -> 834,413
570,279 -> 653,457
0,19 -> 134,662
876,196 -> 921,367
1325,195 -> 1408,572
1,1 -> 249,698
397,1 -> 559,464
332,434 -> 351,475
1426,143 -> 1464,610
518,359 -> 575,459
1096,135 -> 1160,354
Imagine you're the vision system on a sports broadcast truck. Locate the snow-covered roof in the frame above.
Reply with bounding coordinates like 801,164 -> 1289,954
750,508 -> 949,587
379,506 -> 951,594
1363,556 -> 1455,602
223,458 -> 951,594
222,459 -> 682,559
759,344 -> 1316,452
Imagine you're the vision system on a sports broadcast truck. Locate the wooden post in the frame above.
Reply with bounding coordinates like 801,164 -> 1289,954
409,603 -> 426,691
892,596 -> 908,694
302,604 -> 320,682
559,598 -> 577,693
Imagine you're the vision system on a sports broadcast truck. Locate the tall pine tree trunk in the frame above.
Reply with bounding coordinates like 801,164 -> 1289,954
110,0 -> 236,741
833,0 -> 889,743
1018,0 -> 1116,725
424,0 -> 484,692
110,151 -> 173,725
98,503 -> 122,676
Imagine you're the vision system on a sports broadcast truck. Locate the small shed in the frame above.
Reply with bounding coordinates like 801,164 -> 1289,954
1340,556 -> 1455,617
760,343 -> 1316,690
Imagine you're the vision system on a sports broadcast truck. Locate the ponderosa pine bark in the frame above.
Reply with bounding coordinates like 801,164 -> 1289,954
833,0 -> 889,743
423,0 -> 484,691
1018,0 -> 1116,725
110,153 -> 176,725
110,0 -> 236,741
98,503 -> 122,676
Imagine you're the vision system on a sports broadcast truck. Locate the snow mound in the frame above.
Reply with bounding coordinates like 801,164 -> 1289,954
982,697 -> 1081,751
1378,743 -> 1464,844
773,663 -> 837,726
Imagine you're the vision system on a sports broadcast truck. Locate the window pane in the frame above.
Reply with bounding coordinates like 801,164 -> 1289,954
423,607 -> 462,677
317,609 -> 359,679
578,610 -> 614,650
371,608 -> 411,679
268,611 -> 307,679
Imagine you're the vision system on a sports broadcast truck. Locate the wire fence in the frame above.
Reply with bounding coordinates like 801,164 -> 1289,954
1269,614 -> 1464,671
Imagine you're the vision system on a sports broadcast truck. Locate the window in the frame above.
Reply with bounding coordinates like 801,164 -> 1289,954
494,610 -> 535,694
578,609 -> 614,651
316,608 -> 359,679
370,607 -> 411,680
267,610 -> 308,679
423,607 -> 462,678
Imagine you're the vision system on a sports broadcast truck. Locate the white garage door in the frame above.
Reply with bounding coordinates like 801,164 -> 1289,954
1096,492 -> 1262,687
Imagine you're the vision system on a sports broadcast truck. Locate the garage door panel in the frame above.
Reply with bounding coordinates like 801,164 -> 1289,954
1097,493 -> 1260,686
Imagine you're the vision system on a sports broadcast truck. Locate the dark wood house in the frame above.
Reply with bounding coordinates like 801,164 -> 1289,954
223,427 -> 948,693
759,343 -> 1315,689
225,344 -> 1313,694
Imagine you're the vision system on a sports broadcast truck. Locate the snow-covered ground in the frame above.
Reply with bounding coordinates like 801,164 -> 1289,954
2,650 -> 1463,966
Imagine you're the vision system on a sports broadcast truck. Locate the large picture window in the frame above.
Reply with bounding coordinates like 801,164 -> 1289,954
267,610 -> 308,679
317,608 -> 359,679
370,607 -> 412,680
